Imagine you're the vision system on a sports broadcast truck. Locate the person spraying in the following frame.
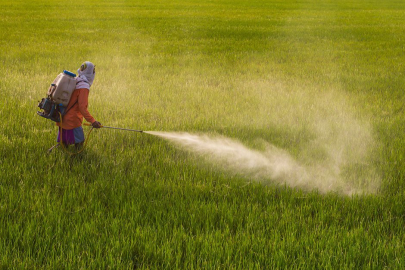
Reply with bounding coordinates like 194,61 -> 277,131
46,61 -> 102,152
38,61 -> 142,154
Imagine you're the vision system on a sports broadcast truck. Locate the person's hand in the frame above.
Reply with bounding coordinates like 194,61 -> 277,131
92,121 -> 102,128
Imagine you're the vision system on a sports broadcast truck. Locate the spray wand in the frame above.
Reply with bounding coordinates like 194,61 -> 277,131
83,123 -> 143,133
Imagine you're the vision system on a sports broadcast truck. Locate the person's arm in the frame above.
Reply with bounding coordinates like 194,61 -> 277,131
77,88 -> 96,124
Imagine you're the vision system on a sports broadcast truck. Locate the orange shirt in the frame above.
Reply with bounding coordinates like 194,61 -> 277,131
57,88 -> 96,129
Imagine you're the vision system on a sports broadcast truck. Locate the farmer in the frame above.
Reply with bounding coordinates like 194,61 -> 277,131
49,61 -> 102,152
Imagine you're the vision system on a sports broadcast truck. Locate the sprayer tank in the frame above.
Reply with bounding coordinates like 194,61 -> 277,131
48,70 -> 76,106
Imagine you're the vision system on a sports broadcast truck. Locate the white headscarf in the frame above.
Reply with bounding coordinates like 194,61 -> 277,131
76,61 -> 96,89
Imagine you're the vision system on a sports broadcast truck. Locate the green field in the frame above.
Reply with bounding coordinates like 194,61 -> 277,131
1,0 -> 405,268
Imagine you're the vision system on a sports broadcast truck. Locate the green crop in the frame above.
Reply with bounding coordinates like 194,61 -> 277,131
1,0 -> 405,268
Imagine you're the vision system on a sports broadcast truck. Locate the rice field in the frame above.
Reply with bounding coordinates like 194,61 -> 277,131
1,0 -> 405,268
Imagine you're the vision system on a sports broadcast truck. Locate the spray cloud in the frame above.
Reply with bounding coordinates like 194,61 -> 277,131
145,82 -> 380,195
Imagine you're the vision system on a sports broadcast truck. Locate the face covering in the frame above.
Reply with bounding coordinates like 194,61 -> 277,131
76,61 -> 96,89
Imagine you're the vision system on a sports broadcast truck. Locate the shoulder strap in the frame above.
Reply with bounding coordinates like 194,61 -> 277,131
64,100 -> 78,115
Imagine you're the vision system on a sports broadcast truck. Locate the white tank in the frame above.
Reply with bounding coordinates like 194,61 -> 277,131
47,70 -> 76,106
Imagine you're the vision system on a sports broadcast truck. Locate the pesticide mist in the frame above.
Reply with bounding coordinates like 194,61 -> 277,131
145,84 -> 381,196
146,130 -> 378,195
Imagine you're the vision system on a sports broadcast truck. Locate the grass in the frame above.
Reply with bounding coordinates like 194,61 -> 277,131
1,0 -> 405,268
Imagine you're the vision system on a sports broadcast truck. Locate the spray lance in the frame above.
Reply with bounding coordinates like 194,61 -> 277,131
83,123 -> 143,133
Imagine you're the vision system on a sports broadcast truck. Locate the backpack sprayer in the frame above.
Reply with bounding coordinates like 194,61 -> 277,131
37,70 -> 77,122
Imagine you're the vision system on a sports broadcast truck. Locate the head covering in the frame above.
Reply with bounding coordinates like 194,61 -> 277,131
76,61 -> 96,89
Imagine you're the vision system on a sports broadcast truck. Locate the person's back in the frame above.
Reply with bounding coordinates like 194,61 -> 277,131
58,88 -> 95,130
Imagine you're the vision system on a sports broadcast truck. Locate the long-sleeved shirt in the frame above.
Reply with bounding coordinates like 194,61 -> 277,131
56,88 -> 96,129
